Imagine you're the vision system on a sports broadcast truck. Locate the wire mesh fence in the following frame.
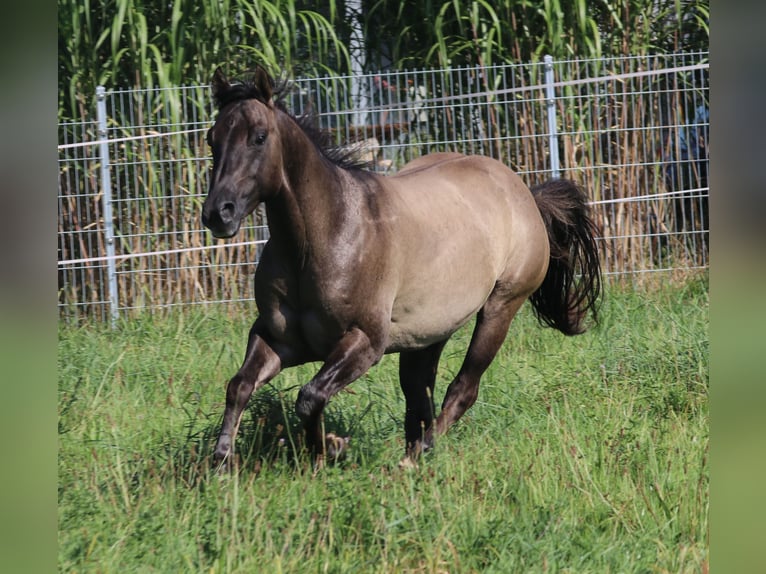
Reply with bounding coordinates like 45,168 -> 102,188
58,52 -> 709,322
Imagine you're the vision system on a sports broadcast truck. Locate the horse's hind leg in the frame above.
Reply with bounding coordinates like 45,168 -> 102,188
435,294 -> 526,437
213,319 -> 285,467
399,340 -> 448,458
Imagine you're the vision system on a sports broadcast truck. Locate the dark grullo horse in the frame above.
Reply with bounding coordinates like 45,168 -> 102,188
202,66 -> 602,467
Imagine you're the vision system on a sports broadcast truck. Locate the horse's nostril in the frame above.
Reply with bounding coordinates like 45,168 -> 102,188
221,202 -> 236,220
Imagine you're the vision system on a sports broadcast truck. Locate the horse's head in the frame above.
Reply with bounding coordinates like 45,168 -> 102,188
202,66 -> 284,238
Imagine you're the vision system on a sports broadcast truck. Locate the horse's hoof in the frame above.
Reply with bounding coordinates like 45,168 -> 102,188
325,433 -> 349,461
212,449 -> 236,474
398,455 -> 419,470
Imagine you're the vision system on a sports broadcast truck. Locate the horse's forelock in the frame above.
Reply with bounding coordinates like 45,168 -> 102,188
214,81 -> 267,110
213,72 -> 290,111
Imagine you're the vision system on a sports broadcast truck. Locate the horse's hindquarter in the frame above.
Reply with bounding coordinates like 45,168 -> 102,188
383,154 -> 549,351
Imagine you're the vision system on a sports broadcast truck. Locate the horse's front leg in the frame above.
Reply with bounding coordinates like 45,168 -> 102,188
295,326 -> 384,462
213,320 -> 286,468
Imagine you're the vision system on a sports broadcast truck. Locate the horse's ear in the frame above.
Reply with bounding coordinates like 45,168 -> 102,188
211,67 -> 229,99
253,65 -> 273,104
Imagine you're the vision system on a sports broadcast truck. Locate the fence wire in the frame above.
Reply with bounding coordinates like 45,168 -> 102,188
58,52 -> 709,321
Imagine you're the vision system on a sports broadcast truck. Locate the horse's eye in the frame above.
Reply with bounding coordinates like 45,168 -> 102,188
252,132 -> 267,146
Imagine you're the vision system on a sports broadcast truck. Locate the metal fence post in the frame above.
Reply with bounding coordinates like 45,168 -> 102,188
346,0 -> 369,126
96,86 -> 120,326
544,55 -> 561,179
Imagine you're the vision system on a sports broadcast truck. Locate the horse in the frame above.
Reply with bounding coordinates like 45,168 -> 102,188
201,65 -> 602,467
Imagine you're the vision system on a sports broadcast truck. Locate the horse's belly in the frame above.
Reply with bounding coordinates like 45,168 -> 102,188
386,279 -> 493,352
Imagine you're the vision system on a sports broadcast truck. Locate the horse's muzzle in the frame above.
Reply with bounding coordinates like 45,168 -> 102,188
202,198 -> 240,238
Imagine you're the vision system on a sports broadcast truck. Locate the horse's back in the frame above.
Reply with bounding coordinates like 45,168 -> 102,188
394,151 -> 467,176
390,153 -> 548,273
393,153 -> 537,216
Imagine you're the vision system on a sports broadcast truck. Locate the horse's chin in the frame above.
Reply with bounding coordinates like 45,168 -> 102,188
208,220 -> 241,239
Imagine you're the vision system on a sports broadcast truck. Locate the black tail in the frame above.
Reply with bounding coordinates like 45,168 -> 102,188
529,179 -> 602,335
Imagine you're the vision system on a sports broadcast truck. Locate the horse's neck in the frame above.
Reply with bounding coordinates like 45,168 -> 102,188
265,113 -> 347,261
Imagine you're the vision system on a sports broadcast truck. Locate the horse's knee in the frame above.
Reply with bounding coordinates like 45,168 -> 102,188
225,373 -> 254,406
295,384 -> 325,421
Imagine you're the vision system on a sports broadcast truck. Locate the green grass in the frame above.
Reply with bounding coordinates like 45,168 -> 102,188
58,276 -> 708,572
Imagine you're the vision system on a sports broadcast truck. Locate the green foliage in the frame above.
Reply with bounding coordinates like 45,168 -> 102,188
57,0 -> 709,122
57,0 -> 349,121
362,0 -> 709,69
58,277 -> 708,571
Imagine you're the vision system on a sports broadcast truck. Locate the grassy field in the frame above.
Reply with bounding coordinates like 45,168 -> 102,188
58,276 -> 708,572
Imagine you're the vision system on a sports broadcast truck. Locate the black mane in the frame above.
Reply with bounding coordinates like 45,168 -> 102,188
213,73 -> 371,171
